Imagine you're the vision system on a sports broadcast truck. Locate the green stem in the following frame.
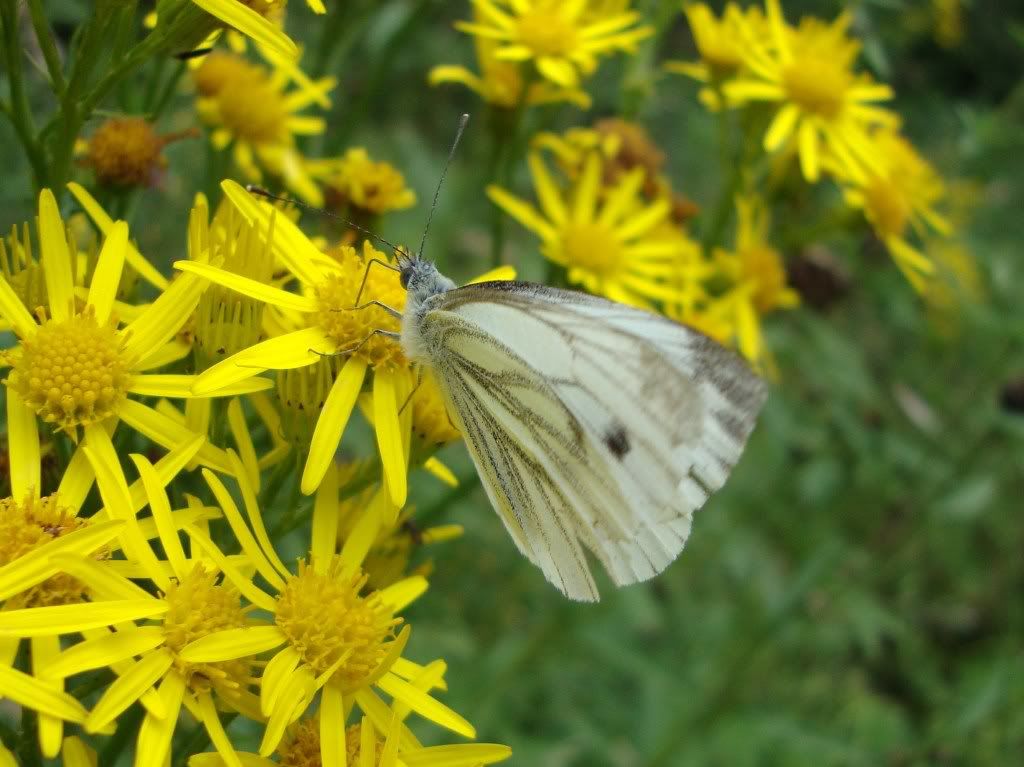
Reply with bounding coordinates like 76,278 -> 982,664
0,0 -> 46,191
26,0 -> 66,98
147,61 -> 187,120
16,706 -> 41,767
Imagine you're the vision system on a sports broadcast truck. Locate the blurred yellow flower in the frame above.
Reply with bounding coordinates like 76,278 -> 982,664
840,130 -> 950,291
430,4 -> 590,108
724,0 -> 898,182
665,3 -> 764,83
308,147 -> 418,216
453,0 -> 652,89
711,196 -> 797,368
488,151 -> 693,307
193,51 -> 336,205
154,0 -> 297,60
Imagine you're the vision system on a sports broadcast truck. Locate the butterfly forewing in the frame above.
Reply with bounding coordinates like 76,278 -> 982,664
419,281 -> 767,601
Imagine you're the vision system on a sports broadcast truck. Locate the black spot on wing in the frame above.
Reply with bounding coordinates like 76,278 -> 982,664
604,424 -> 631,459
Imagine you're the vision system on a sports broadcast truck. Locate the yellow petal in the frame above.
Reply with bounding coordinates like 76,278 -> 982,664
67,182 -> 168,290
123,272 -> 206,364
260,668 -> 315,756
466,266 -> 516,285
7,391 -> 40,501
48,553 -> 153,601
180,625 -> 285,663
378,576 -> 428,613
319,684 -> 346,767
130,454 -> 189,580
183,525 -> 277,612
0,600 -> 168,637
129,374 -> 273,399
228,399 -> 260,492
38,189 -> 74,321
485,186 -> 557,242
43,626 -> 166,679
220,180 -> 325,286
195,689 -> 246,767
260,646 -> 300,717
56,443 -> 96,513
311,462 -> 340,570
0,664 -> 87,722
225,449 -> 291,580
60,736 -> 97,767
174,260 -> 317,312
192,326 -> 332,395
374,370 -> 408,507
191,0 -> 297,60
135,672 -> 186,767
302,356 -> 367,495
201,469 -> 286,591
375,672 -> 475,738
86,648 -> 174,732
119,400 -> 231,474
401,745 -> 513,766
86,221 -> 128,324
0,273 -> 38,338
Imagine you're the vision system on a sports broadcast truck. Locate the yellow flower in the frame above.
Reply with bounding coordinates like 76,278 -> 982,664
0,437 -> 215,760
308,147 -> 418,216
488,150 -> 693,307
193,51 -> 336,205
453,0 -> 652,89
723,0 -> 898,182
840,129 -> 950,292
178,181 -> 513,503
0,191 -> 260,504
167,467 -> 481,767
665,3 -> 765,83
711,196 -> 798,368
429,4 -> 590,108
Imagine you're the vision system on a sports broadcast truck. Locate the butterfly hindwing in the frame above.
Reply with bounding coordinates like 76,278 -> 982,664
417,281 -> 767,601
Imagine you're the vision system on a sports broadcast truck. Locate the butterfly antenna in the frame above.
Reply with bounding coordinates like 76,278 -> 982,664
417,113 -> 470,262
245,186 -> 414,265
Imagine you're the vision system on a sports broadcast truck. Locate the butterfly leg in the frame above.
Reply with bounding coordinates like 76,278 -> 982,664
310,329 -> 401,358
397,366 -> 425,416
354,258 -> 402,307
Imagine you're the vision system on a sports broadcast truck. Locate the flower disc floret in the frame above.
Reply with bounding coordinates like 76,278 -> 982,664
316,244 -> 407,370
274,561 -> 400,692
0,494 -> 93,608
162,565 -> 250,692
192,53 -> 264,98
85,117 -> 167,187
781,54 -> 851,119
517,7 -> 577,56
8,308 -> 133,432
561,222 -> 622,276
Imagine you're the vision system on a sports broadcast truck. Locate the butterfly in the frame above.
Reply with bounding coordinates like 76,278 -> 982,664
397,255 -> 767,601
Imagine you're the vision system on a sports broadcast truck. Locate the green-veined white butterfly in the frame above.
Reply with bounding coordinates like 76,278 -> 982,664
393,254 -> 766,601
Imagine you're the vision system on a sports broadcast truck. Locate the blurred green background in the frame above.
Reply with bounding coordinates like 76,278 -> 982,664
3,0 -> 1024,764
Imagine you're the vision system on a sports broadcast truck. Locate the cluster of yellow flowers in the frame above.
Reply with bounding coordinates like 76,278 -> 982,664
0,187 -> 513,766
0,0 -> 976,762
667,0 -> 964,295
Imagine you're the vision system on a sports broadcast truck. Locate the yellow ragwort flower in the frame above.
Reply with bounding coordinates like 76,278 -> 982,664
430,4 -> 590,108
0,191 -> 263,503
193,51 -> 336,205
488,150 -> 692,307
665,2 -> 766,83
712,196 -> 798,368
308,148 -> 418,216
839,129 -> 951,292
453,0 -> 652,89
723,0 -> 898,182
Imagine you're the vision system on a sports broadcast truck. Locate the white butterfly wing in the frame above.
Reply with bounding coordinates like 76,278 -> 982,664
417,281 -> 767,601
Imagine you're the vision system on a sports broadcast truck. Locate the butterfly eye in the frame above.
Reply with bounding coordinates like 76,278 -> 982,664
399,267 -> 412,289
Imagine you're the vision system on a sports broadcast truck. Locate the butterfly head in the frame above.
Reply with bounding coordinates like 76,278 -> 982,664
398,256 -> 456,309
